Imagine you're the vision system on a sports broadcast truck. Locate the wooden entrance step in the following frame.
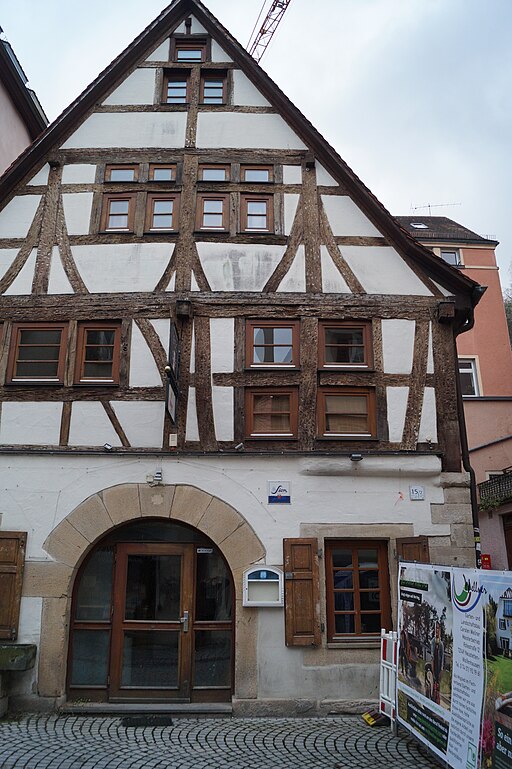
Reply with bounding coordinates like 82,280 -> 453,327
60,702 -> 233,719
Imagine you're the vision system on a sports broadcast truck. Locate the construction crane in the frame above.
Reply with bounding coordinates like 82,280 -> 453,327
247,0 -> 292,62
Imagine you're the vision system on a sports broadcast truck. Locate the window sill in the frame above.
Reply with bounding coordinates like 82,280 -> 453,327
327,640 -> 380,650
6,380 -> 63,386
245,366 -> 300,372
316,435 -> 378,442
319,366 -> 374,372
245,435 -> 298,441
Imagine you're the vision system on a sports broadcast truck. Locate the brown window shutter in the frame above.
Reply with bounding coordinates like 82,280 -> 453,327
0,532 -> 27,640
283,538 -> 321,647
396,536 -> 429,564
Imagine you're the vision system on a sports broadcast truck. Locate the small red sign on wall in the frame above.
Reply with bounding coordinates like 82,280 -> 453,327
481,553 -> 492,570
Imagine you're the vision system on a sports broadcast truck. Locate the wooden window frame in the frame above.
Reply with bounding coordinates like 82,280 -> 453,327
318,321 -> 373,369
104,164 -> 139,183
200,70 -> 227,105
317,387 -> 376,438
198,164 -> 230,182
245,320 -> 299,369
171,37 -> 208,63
163,69 -> 191,104
145,193 -> 180,232
100,193 -> 137,233
7,322 -> 68,385
241,165 -> 273,183
74,322 -> 121,385
149,164 -> 177,182
240,194 -> 274,233
245,387 -> 298,439
195,193 -> 229,231
325,539 -> 391,642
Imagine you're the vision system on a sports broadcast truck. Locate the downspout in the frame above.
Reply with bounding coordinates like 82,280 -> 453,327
453,285 -> 486,568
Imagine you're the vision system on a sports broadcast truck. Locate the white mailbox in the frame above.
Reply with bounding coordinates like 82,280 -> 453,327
243,566 -> 284,607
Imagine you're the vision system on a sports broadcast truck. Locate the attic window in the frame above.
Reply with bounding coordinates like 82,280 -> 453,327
410,222 -> 429,229
172,38 -> 207,62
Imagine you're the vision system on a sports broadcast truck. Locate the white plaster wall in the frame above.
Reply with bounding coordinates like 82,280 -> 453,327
212,386 -> 234,441
284,193 -> 299,236
316,164 -> 337,186
186,387 -> 199,441
211,39 -> 233,62
27,165 -> 49,186
232,70 -> 270,106
190,321 -> 195,374
62,192 -> 93,235
382,320 -> 415,374
321,195 -> 381,237
321,245 -> 351,293
343,246 -> 433,296
0,402 -> 62,446
386,386 -> 409,443
0,249 -> 19,281
283,165 -> 301,185
197,242 -> 285,291
419,387 -> 438,442
196,113 -> 307,150
111,402 -> 165,448
103,68 -> 156,106
427,322 -> 434,374
62,164 -> 97,184
72,243 -> 173,293
129,323 -> 162,387
210,318 -> 234,372
4,248 -> 36,295
0,195 -> 40,238
432,280 -> 452,297
149,319 -> 171,352
68,402 -> 122,447
174,17 -> 206,33
277,245 -> 305,292
166,272 -> 176,291
191,272 -> 200,291
61,112 -> 187,149
48,246 -> 73,294
145,39 -> 170,61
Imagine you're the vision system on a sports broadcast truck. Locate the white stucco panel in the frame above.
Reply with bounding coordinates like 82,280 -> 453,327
190,321 -> 195,374
432,280 -> 452,297
0,249 -> 19,281
149,319 -> 170,352
166,272 -> 176,291
0,194 -> 40,238
186,387 -> 199,442
129,323 -> 162,387
145,38 -> 170,61
61,112 -> 187,149
212,386 -> 234,441
111,402 -> 165,448
27,165 -> 49,186
197,242 -> 284,291
72,243 -> 172,293
196,113 -> 307,150
211,39 -> 233,62
382,319 -> 415,374
386,387 -> 409,443
316,164 -> 337,186
277,245 -> 305,292
342,246 -> 433,296
62,164 -> 97,184
283,165 -> 301,185
17,597 -> 43,647
427,322 -> 434,374
103,68 -> 156,105
62,192 -> 93,235
48,246 -> 73,294
284,193 -> 299,236
0,402 -> 62,446
174,17 -> 206,33
321,245 -> 351,293
68,402 -> 122,447
419,387 -> 438,443
321,195 -> 381,237
232,70 -> 270,106
210,318 -> 234,372
191,271 -> 200,291
4,248 -> 36,295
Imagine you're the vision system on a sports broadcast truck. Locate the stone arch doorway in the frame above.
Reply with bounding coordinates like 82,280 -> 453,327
38,484 -> 265,705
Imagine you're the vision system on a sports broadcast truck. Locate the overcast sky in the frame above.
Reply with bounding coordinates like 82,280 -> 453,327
2,0 -> 511,283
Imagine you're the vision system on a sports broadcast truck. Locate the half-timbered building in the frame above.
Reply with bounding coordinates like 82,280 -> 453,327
0,0 -> 481,714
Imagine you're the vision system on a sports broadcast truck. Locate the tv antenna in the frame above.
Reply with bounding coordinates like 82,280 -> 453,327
410,202 -> 461,216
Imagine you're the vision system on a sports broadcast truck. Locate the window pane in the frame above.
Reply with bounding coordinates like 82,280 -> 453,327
15,361 -> 59,377
121,631 -> 179,687
85,345 -> 113,362
109,168 -> 135,182
326,414 -> 369,433
19,329 -> 61,345
70,630 -> 110,686
360,591 -> 381,610
75,548 -> 113,621
86,330 -> 115,346
334,592 -> 354,610
204,200 -> 223,213
253,413 -> 291,432
153,200 -> 173,214
195,551 -> 232,621
360,614 -> 381,634
201,168 -> 227,181
332,549 -> 353,568
108,215 -> 128,228
109,200 -> 129,214
333,570 -> 353,589
326,328 -> 363,347
125,555 -> 181,621
152,167 -> 174,181
254,394 -> 290,412
247,201 -> 267,215
335,614 -> 355,634
244,169 -> 270,182
247,215 -> 267,229
441,249 -> 460,265
325,395 -> 367,414
177,48 -> 202,61
358,549 -> 378,568
167,81 -> 187,103
17,344 -> 61,361
194,631 -> 232,687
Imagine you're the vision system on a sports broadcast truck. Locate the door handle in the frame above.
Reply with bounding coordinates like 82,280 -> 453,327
180,610 -> 189,632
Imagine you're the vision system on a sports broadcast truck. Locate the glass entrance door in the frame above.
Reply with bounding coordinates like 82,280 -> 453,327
109,543 -> 193,700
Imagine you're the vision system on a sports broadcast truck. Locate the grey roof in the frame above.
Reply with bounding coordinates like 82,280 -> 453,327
396,216 -> 498,247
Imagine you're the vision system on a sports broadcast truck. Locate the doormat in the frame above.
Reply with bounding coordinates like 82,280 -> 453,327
120,715 -> 174,728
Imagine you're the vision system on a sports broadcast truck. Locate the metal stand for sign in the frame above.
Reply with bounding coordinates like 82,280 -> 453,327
380,628 -> 398,734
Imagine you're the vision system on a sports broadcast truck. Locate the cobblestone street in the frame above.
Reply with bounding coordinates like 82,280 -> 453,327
0,714 -> 443,768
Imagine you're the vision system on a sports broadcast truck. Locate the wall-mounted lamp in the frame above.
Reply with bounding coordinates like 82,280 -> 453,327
350,453 -> 363,462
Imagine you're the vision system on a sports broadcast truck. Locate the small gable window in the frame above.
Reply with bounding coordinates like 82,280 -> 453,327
440,248 -> 461,266
319,321 -> 372,369
164,71 -> 190,104
241,165 -> 273,183
240,194 -> 274,233
245,388 -> 298,438
105,165 -> 138,182
75,323 -> 121,384
196,194 -> 229,231
145,194 -> 179,231
172,38 -> 207,62
199,165 -> 229,182
149,164 -> 176,182
200,72 -> 227,104
101,193 -> 136,232
246,320 -> 299,368
7,323 -> 67,384
318,388 -> 376,438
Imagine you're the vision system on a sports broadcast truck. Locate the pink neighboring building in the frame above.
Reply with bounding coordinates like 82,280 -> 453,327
0,26 -> 47,175
398,216 -> 512,569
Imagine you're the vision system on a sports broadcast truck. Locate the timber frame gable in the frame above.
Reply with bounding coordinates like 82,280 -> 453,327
0,0 -> 480,312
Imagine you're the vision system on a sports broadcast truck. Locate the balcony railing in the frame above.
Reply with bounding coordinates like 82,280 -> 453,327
478,471 -> 512,509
